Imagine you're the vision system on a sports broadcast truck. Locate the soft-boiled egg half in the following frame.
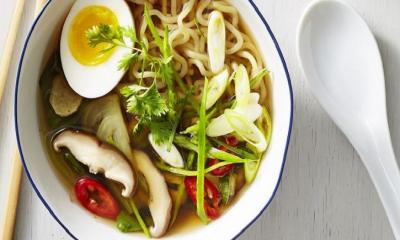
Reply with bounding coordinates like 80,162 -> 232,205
60,0 -> 133,98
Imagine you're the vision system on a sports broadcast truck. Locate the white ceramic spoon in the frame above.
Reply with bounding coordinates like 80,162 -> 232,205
297,0 -> 400,238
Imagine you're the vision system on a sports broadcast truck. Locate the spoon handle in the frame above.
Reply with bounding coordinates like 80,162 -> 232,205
352,123 -> 400,239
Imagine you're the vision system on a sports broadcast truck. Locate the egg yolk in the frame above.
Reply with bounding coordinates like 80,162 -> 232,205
68,6 -> 118,66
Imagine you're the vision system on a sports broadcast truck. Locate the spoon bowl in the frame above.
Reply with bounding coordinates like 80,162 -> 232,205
298,0 -> 386,122
297,0 -> 400,239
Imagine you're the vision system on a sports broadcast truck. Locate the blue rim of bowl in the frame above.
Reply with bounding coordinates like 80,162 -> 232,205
14,0 -> 293,239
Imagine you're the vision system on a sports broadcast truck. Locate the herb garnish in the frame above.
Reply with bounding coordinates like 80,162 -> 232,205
85,5 -> 194,145
120,83 -> 173,144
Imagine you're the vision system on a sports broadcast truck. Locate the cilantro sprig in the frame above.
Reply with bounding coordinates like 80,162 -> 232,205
85,5 -> 193,145
120,82 -> 173,144
121,83 -> 168,118
86,24 -> 139,71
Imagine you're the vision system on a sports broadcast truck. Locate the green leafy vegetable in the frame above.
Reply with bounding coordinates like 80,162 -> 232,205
196,77 -> 208,223
116,211 -> 141,233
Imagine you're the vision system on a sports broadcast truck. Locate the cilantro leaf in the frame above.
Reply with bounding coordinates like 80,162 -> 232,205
120,82 -> 175,144
86,24 -> 125,48
149,119 -> 174,144
121,82 -> 168,118
118,52 -> 139,71
122,26 -> 137,44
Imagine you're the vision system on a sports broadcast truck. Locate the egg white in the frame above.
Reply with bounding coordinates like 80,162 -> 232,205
60,0 -> 134,99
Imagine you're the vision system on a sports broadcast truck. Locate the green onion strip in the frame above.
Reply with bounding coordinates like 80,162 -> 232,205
196,77 -> 209,223
128,199 -> 151,238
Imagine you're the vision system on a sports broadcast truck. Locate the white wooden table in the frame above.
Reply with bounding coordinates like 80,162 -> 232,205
1,0 -> 399,239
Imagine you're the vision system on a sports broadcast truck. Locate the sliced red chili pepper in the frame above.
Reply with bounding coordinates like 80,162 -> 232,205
208,146 -> 234,176
218,146 -> 228,152
225,135 -> 239,147
75,177 -> 120,219
184,176 -> 221,220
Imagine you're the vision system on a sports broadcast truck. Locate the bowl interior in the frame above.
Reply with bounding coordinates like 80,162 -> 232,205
15,1 -> 292,239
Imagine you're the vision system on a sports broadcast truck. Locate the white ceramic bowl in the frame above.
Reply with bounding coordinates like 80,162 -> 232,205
15,0 -> 293,239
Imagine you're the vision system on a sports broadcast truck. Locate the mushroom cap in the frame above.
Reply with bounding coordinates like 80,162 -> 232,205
53,130 -> 135,197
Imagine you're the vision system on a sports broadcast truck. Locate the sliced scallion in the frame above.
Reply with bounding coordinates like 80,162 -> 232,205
196,77 -> 209,223
209,138 -> 257,160
155,161 -> 237,176
250,68 -> 270,88
174,135 -> 253,163
245,107 -> 272,183
129,199 -> 151,238
170,179 -> 186,227
224,109 -> 267,152
144,5 -> 163,56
